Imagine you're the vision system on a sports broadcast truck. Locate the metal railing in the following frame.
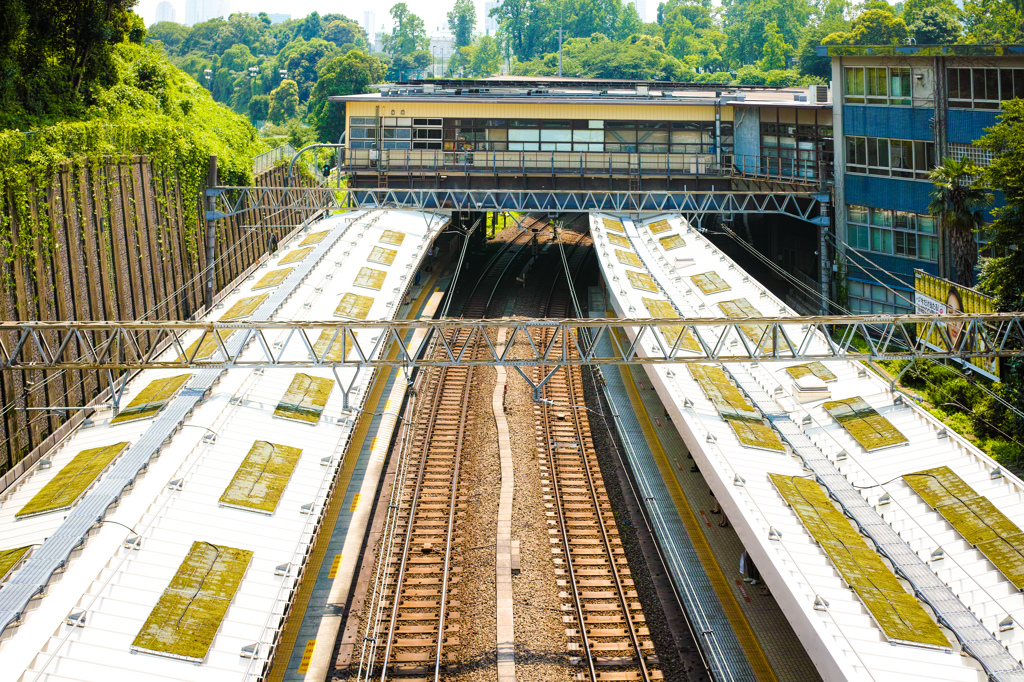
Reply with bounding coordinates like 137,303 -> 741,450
253,143 -> 326,184
340,149 -> 830,184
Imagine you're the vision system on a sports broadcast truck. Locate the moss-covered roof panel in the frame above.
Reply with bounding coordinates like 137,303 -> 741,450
110,374 -> 191,424
353,267 -> 387,291
274,373 -> 334,424
659,234 -> 685,250
626,270 -> 659,293
219,441 -> 302,514
278,247 -> 313,265
607,233 -> 631,248
787,362 -> 838,383
299,230 -> 328,246
219,294 -> 268,321
642,297 -> 700,352
691,271 -> 730,294
602,217 -> 625,233
334,292 -> 374,320
825,397 -> 908,451
616,250 -> 643,268
16,442 -> 130,518
252,267 -> 295,290
648,219 -> 672,234
0,546 -> 31,582
380,230 -> 405,246
178,333 -> 225,363
132,542 -> 252,661
368,246 -> 398,266
313,330 -> 356,363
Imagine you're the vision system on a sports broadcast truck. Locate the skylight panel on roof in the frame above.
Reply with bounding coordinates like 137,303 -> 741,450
131,542 -> 253,662
689,365 -> 786,451
602,217 -> 625,234
299,230 -> 328,246
626,270 -> 659,293
368,246 -> 398,266
642,298 -> 700,352
380,230 -> 405,246
219,441 -> 302,514
691,271 -> 730,294
607,233 -> 631,249
220,294 -> 268,321
719,298 -> 773,351
786,362 -> 838,383
110,374 -> 191,424
0,546 -> 31,583
279,247 -> 314,265
770,473 -> 950,649
178,333 -> 225,362
354,267 -> 387,290
313,330 -> 357,363
648,219 -> 672,234
252,267 -> 295,290
904,466 -> 1024,588
334,292 -> 374,319
16,442 -> 130,518
616,250 -> 643,268
659,235 -> 685,250
274,373 -> 334,424
824,397 -> 908,451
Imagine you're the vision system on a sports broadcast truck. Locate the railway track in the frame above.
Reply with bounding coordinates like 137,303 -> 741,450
354,223 -> 538,681
534,225 -> 662,682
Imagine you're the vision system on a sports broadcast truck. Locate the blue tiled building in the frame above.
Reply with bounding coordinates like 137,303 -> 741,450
820,44 -> 1023,314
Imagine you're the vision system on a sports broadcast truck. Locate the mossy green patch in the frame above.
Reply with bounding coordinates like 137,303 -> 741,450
642,297 -> 700,352
607,233 -> 631,248
16,442 -> 129,518
787,362 -> 838,383
219,294 -> 268,321
353,267 -> 387,291
132,541 -> 252,661
368,246 -> 397,266
178,332 -> 227,363
334,292 -> 374,319
770,473 -> 950,648
616,250 -> 643,268
648,219 -> 672,234
0,546 -> 31,581
825,396 -> 908,451
252,267 -> 295,290
625,270 -> 659,293
219,441 -> 302,514
691,271 -> 730,294
274,373 -> 334,424
279,247 -> 314,265
719,298 -> 773,352
904,466 -> 1024,588
110,374 -> 191,424
659,234 -> 685,250
689,365 -> 786,451
313,330 -> 357,363
299,231 -> 328,246
724,415 -> 787,451
602,217 -> 625,233
380,230 -> 405,246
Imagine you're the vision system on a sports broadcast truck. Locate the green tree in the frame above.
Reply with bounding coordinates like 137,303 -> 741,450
832,6 -> 910,45
248,93 -> 270,122
276,38 -> 340,102
759,21 -> 793,70
928,157 -> 991,287
469,35 -> 503,75
383,3 -> 429,56
324,20 -> 368,50
963,0 -> 1022,42
910,6 -> 962,43
899,0 -> 960,27
448,0 -> 477,48
146,21 -> 190,54
268,78 -> 299,123
298,11 -> 324,40
722,0 -> 811,66
307,50 -> 385,142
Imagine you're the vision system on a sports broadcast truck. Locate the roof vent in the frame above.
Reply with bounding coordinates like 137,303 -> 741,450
1000,616 -> 1014,632
733,474 -> 746,487
813,595 -> 829,611
931,547 -> 945,562
168,479 -> 183,491
274,563 -> 291,576
66,611 -> 86,628
768,527 -> 783,542
241,643 -> 260,658
124,535 -> 142,551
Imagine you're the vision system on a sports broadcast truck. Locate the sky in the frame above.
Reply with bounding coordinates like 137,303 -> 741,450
135,0 -> 658,37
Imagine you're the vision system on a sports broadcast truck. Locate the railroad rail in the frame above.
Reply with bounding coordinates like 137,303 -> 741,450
355,225 -> 539,681
533,226 -> 661,682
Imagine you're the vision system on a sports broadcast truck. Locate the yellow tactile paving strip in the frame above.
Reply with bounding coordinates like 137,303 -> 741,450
613,330 -> 779,682
266,261 -> 446,682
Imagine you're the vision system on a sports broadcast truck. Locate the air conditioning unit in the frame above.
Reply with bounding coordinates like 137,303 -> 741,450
811,84 -> 831,104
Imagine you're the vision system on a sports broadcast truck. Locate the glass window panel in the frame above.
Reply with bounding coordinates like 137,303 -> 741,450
918,214 -> 936,233
509,129 -> 540,142
871,227 -> 883,252
857,225 -> 871,249
1015,69 -> 1024,99
589,120 -> 604,128
947,68 -> 960,100
849,281 -> 864,298
985,69 -> 999,99
871,208 -> 891,227
540,129 -> 571,142
487,128 -> 507,141
573,130 -> 603,142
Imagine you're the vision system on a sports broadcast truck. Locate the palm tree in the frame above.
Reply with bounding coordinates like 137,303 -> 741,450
928,157 -> 991,287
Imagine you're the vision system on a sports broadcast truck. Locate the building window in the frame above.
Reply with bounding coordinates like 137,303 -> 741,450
844,66 -> 911,105
762,122 -> 832,178
847,205 -> 939,262
845,136 -> 935,179
948,67 -> 1024,109
848,281 -> 915,315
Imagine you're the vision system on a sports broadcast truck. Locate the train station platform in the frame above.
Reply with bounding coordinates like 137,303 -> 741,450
591,211 -> 1024,682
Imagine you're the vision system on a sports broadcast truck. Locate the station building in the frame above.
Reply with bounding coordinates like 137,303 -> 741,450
822,44 -> 1024,316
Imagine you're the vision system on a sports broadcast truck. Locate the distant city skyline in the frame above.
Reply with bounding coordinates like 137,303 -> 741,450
136,0 -> 657,35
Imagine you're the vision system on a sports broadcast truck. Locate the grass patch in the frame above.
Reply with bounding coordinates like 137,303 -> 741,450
380,230 -> 405,246
689,365 -> 786,451
279,247 -> 314,265
334,293 -> 374,319
616,250 -> 643,268
0,546 -> 31,582
691,271 -> 730,294
719,298 -> 773,352
904,466 -> 1024,588
647,219 -> 672,234
368,246 -> 397,266
299,231 -> 328,246
274,373 -> 334,424
824,396 -> 908,451
642,297 -> 700,352
16,442 -> 129,518
607,233 -> 631,248
132,542 -> 253,662
252,267 -> 294,291
659,234 -> 685,250
178,332 -> 227,363
353,267 -> 387,291
219,294 -> 268,321
602,217 -> 625,233
626,270 -> 659,293
219,441 -> 302,514
787,362 -> 838,383
770,473 -> 950,648
110,375 -> 191,424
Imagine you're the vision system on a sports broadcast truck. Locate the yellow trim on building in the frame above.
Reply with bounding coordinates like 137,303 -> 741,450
347,100 -> 731,122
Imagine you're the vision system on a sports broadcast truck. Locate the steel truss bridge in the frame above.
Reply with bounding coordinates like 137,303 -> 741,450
205,186 -> 829,223
3,314 -> 1020,372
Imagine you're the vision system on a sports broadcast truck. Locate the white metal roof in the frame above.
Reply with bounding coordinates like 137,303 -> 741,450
591,212 -> 1024,682
0,209 -> 446,681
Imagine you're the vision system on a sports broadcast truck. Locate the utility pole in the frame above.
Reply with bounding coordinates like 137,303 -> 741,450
204,156 -> 218,312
